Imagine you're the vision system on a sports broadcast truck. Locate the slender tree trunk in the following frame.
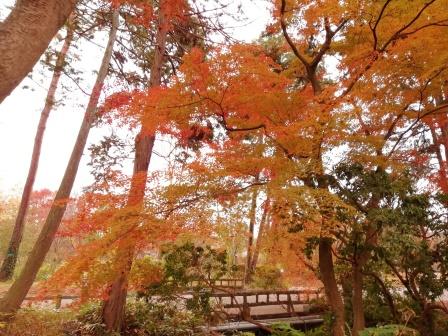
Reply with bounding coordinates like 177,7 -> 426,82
0,9 -> 119,315
0,22 -> 74,282
101,134 -> 156,331
429,124 -> 448,193
307,175 -> 346,335
102,6 -> 168,331
248,198 -> 269,277
0,0 -> 77,104
352,265 -> 365,335
319,238 -> 345,336
351,224 -> 378,335
244,189 -> 258,285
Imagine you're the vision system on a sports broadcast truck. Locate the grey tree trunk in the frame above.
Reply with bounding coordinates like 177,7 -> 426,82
0,21 -> 74,282
249,199 -> 269,276
0,0 -> 77,104
0,8 -> 119,315
244,189 -> 258,285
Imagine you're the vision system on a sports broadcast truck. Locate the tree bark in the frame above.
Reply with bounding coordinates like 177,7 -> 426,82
0,0 -> 77,104
352,265 -> 365,335
0,8 -> 118,314
101,134 -> 156,331
0,21 -> 74,282
319,238 -> 345,336
101,5 -> 168,331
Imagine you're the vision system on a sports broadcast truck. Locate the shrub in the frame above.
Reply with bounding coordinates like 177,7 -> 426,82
251,265 -> 285,289
271,323 -> 305,336
359,324 -> 419,336
4,308 -> 72,336
65,299 -> 206,336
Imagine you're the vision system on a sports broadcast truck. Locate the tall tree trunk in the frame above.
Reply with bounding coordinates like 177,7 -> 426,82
101,6 -> 168,331
244,189 -> 258,285
0,21 -> 74,282
319,238 -> 345,336
351,223 -> 378,335
308,175 -> 347,335
248,198 -> 269,277
0,8 -> 119,315
352,265 -> 365,335
0,0 -> 77,104
420,307 -> 436,336
101,134 -> 156,331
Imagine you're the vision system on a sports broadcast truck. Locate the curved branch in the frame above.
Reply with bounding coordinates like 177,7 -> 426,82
279,0 -> 309,68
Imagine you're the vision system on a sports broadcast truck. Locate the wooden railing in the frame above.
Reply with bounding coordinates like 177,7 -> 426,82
207,289 -> 323,320
210,289 -> 322,309
21,287 -> 323,320
189,278 -> 244,289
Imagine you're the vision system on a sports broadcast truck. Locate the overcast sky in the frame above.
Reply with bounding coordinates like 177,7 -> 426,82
0,1 -> 270,195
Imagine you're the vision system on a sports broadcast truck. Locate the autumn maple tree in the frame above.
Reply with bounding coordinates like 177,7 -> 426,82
100,1 -> 448,335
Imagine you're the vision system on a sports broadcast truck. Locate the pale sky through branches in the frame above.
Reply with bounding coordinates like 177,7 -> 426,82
0,0 -> 270,195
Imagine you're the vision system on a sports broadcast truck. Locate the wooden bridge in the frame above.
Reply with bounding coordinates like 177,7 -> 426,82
21,283 -> 325,333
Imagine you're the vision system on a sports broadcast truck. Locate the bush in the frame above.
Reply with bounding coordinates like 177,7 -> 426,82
4,308 -> 72,336
251,265 -> 285,289
359,324 -> 419,336
65,299 -> 206,336
271,323 -> 305,336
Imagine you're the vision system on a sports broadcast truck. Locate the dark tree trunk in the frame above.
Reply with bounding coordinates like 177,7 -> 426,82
0,21 -> 74,282
0,8 -> 118,315
101,5 -> 168,331
0,0 -> 77,103
319,238 -> 345,336
352,265 -> 365,335
419,307 -> 435,336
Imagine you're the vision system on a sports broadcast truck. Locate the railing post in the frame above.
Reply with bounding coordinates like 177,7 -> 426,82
242,294 -> 250,320
55,295 -> 62,309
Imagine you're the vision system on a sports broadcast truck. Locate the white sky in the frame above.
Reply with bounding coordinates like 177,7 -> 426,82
0,1 -> 270,195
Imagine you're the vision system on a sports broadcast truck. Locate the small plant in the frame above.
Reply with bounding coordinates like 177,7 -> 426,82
271,323 -> 305,336
359,324 -> 419,336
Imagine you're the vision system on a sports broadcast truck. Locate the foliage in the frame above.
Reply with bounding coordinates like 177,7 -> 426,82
3,0 -> 448,334
4,308 -> 72,336
0,190 -> 73,280
251,265 -> 286,290
138,242 -> 228,322
271,323 -> 305,336
129,256 -> 164,292
359,325 -> 419,336
66,300 -> 206,336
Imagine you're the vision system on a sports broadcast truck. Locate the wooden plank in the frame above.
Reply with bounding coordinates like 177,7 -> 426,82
207,315 -> 324,332
222,300 -> 305,308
